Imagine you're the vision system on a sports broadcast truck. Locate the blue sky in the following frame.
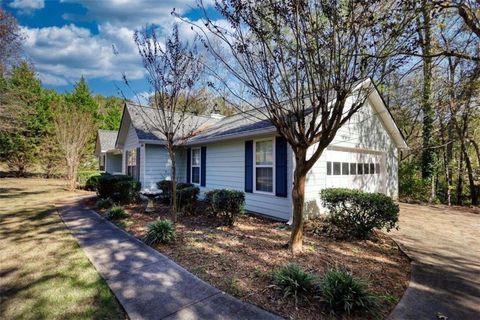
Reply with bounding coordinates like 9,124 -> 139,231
3,0 -> 218,97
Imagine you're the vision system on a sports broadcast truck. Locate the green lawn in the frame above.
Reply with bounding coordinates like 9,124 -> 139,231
0,178 -> 125,320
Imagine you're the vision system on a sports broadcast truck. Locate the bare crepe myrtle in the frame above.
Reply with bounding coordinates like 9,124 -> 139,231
181,0 -> 416,253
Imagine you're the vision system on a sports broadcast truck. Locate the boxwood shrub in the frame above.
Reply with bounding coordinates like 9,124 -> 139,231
156,180 -> 194,204
320,188 -> 399,239
205,189 -> 245,226
176,186 -> 200,214
77,171 -> 103,190
97,174 -> 141,203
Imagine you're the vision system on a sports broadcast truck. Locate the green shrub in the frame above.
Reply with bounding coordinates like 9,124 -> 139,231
156,180 -> 194,204
317,268 -> 377,315
107,206 -> 128,220
272,264 -> 316,304
77,171 -> 102,190
176,186 -> 200,214
398,162 -> 430,202
320,188 -> 399,239
97,175 -> 141,203
96,198 -> 113,209
205,189 -> 245,226
143,219 -> 176,245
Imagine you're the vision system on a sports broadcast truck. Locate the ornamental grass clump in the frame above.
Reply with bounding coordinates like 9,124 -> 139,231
106,206 -> 128,220
271,264 -> 316,304
317,268 -> 377,315
143,219 -> 176,245
96,198 -> 113,210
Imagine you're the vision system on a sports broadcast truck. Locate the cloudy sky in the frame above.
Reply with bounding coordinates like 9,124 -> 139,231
3,0 -> 217,96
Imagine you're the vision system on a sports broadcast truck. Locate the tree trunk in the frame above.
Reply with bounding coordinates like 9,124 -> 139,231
290,149 -> 307,254
168,146 -> 178,222
420,0 -> 435,180
463,148 -> 478,205
457,144 -> 465,205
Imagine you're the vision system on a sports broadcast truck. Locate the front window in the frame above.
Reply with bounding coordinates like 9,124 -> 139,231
254,140 -> 274,193
191,148 -> 200,184
127,149 -> 137,179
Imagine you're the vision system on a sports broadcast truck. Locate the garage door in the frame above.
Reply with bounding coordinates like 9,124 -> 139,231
325,148 -> 386,194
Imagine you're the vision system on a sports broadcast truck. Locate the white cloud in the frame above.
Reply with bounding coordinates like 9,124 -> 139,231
9,0 -> 44,14
21,24 -> 144,85
19,0 -> 220,88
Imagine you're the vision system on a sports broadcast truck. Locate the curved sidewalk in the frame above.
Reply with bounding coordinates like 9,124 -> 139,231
56,199 -> 281,320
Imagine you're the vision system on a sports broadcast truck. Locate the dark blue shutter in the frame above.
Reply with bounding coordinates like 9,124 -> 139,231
275,137 -> 288,197
186,148 -> 191,183
245,140 -> 253,193
136,147 -> 141,182
201,146 -> 206,187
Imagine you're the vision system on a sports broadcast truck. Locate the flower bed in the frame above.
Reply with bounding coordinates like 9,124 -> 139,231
89,199 -> 410,319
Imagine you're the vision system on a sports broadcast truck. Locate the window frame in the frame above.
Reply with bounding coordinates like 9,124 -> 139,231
126,149 -> 138,179
253,138 -> 275,195
190,147 -> 201,185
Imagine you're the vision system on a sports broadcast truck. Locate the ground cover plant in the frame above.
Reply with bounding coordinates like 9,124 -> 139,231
91,197 -> 410,319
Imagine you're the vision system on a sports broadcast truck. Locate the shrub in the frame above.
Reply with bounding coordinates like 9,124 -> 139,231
96,198 -> 113,209
398,162 -> 430,202
176,186 -> 200,214
320,188 -> 399,239
77,171 -> 102,190
317,268 -> 377,315
143,219 -> 176,245
156,180 -> 194,204
106,206 -> 128,220
272,264 -> 316,304
205,189 -> 245,226
97,175 -> 141,203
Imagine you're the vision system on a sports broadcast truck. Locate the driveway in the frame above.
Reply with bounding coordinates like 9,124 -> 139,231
389,203 -> 480,320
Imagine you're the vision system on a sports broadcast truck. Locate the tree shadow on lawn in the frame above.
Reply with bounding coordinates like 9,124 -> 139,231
0,200 -> 125,320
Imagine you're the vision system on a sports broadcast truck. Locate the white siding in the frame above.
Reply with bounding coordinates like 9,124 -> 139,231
105,152 -> 122,174
187,136 -> 293,220
304,97 -> 399,216
122,123 -> 140,175
143,145 -> 187,189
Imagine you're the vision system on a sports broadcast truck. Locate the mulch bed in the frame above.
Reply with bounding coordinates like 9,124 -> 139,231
87,198 -> 410,319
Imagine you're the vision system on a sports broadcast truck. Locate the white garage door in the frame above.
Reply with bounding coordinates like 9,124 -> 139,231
325,148 -> 386,194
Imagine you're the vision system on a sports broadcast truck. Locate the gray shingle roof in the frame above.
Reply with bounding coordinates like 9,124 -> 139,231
126,103 -> 220,142
97,129 -> 118,151
126,103 -> 276,144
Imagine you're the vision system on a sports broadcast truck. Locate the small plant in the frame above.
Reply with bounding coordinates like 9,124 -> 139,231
320,188 -> 399,239
96,198 -> 113,210
106,206 -> 128,220
317,268 -> 377,315
143,219 -> 176,245
271,264 -> 316,304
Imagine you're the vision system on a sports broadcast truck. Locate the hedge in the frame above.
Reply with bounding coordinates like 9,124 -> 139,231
97,174 -> 141,203
320,188 -> 399,239
77,171 -> 103,190
205,189 -> 245,226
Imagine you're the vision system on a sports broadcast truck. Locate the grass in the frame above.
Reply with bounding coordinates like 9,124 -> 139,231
0,178 -> 125,320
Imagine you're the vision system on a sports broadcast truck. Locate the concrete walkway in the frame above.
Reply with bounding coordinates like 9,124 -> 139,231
389,203 -> 480,320
56,199 -> 281,320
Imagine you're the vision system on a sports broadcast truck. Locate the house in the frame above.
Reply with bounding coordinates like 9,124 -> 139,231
94,129 -> 123,174
105,79 -> 407,221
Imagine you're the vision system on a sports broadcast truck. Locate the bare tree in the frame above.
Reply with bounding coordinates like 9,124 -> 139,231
133,24 -> 204,221
0,8 -> 22,74
184,0 -> 415,253
53,98 -> 96,190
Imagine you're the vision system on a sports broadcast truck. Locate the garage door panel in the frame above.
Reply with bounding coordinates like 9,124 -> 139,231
325,149 -> 386,194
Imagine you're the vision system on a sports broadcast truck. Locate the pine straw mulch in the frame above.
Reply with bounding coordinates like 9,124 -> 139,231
87,198 -> 410,320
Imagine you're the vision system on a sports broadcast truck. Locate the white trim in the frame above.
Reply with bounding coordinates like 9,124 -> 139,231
190,147 -> 201,185
253,138 -> 275,195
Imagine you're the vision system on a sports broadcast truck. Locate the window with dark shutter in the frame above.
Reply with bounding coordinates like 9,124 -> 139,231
275,137 -> 287,197
245,141 -> 253,192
